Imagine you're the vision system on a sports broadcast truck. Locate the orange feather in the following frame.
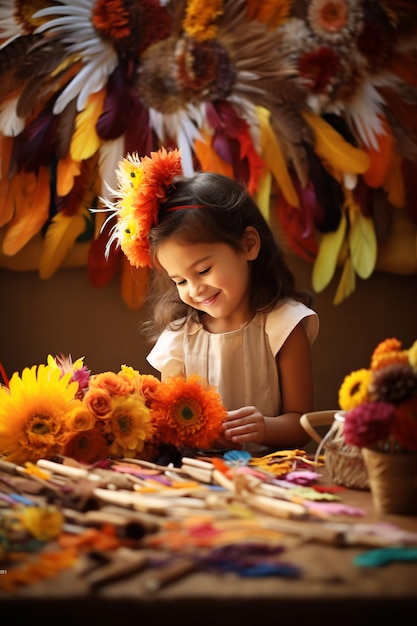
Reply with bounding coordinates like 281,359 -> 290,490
2,166 -> 50,256
363,115 -> 394,188
194,131 -> 234,178
120,260 -> 150,311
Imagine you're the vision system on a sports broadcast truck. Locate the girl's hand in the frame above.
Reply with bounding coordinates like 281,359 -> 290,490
222,406 -> 266,444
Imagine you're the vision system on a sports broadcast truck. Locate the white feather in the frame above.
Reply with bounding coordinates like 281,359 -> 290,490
98,137 -> 125,199
347,82 -> 386,150
0,97 -> 25,137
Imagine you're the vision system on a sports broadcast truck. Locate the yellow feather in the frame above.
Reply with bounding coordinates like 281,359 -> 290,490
39,208 -> 88,279
120,261 -> 149,310
57,155 -> 81,197
347,196 -> 377,280
302,110 -> 370,175
253,170 -> 272,222
333,257 -> 356,305
2,166 -> 50,256
312,212 -> 347,293
70,89 -> 105,161
257,106 -> 299,208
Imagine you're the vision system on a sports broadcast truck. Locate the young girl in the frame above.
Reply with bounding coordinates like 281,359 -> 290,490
105,147 -> 319,453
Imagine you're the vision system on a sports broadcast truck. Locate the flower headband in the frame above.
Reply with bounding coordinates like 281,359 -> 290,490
104,147 -> 201,268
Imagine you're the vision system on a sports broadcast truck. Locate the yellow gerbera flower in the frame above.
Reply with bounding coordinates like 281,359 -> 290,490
103,392 -> 154,458
0,364 -> 79,465
338,368 -> 372,410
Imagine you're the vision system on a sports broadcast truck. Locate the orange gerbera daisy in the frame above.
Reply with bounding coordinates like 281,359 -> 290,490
150,374 -> 227,449
63,421 -> 111,464
104,147 -> 183,268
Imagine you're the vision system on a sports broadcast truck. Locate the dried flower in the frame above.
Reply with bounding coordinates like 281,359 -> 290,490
343,401 -> 394,448
339,338 -> 417,453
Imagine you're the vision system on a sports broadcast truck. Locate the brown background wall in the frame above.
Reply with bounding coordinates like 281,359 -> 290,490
1,252 -> 416,412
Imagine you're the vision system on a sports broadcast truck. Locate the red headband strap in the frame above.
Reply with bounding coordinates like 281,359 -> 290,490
166,204 -> 204,212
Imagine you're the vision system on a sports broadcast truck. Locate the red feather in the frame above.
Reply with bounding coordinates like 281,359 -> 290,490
88,216 -> 121,288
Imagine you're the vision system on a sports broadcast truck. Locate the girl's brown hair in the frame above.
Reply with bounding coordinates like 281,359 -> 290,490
142,172 -> 311,340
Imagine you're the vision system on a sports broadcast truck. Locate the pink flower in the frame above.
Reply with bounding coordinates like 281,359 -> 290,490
343,401 -> 395,448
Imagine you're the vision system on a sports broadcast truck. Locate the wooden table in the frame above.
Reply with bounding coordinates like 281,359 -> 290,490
1,459 -> 417,625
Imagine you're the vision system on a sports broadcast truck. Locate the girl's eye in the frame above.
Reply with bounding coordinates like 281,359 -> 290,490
176,279 -> 186,286
199,267 -> 211,276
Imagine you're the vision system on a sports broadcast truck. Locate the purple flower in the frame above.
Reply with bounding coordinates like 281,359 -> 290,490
343,401 -> 395,448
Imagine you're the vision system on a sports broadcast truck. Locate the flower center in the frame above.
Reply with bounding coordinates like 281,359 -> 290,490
30,418 -> 50,436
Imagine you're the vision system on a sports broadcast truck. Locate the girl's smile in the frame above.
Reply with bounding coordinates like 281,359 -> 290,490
156,233 -> 260,332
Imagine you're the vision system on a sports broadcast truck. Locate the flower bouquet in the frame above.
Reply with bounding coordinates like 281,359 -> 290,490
338,338 -> 417,514
0,355 -> 227,468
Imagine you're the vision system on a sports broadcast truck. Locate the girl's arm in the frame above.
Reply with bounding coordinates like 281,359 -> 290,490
223,322 -> 314,448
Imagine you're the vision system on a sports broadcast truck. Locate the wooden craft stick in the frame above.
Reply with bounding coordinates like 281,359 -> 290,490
86,548 -> 149,588
143,557 -> 197,592
37,458 -> 101,480
245,493 -> 308,520
181,456 -> 214,470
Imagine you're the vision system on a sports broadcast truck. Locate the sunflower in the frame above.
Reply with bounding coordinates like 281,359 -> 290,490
150,374 -> 227,449
103,392 -> 154,458
0,364 -> 80,465
338,368 -> 372,410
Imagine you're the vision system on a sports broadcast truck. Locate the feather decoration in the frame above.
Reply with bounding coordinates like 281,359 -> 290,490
56,155 -> 81,198
383,150 -> 405,209
346,190 -> 377,280
87,215 -> 121,289
11,103 -> 57,172
122,92 -> 152,156
55,156 -> 99,218
39,206 -> 90,279
246,0 -> 291,28
275,191 -> 319,264
253,170 -> 272,222
54,99 -> 77,160
402,159 -> 417,223
303,110 -> 370,176
312,213 -> 347,293
69,89 -> 106,162
0,95 -> 26,137
120,260 -> 150,311
194,130 -> 234,178
2,165 -> 50,256
329,258 -> 355,306
304,143 -> 343,233
362,115 -> 394,188
97,135 -> 125,204
96,65 -> 134,141
256,106 -> 299,208
0,134 -> 14,225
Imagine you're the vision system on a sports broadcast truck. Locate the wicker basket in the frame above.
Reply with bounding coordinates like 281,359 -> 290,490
300,410 -> 369,490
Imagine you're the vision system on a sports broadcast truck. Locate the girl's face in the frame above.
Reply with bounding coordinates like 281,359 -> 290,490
156,228 -> 260,333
